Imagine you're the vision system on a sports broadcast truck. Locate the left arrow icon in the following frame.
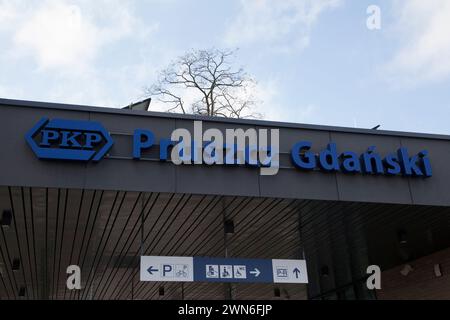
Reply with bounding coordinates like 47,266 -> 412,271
147,266 -> 159,275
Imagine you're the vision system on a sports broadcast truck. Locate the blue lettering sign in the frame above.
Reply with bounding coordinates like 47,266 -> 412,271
290,141 -> 431,177
26,118 -> 113,161
26,118 -> 432,178
318,143 -> 339,172
133,129 -> 154,159
340,151 -> 361,173
291,141 -> 316,170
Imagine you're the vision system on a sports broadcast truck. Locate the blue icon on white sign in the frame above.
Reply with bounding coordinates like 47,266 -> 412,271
234,265 -> 247,279
206,265 -> 219,278
220,265 -> 233,279
276,267 -> 288,278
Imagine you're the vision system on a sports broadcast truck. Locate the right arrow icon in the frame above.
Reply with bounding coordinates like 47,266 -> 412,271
249,268 -> 261,277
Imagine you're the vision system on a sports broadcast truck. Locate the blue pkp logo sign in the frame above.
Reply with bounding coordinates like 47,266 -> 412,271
25,118 -> 114,161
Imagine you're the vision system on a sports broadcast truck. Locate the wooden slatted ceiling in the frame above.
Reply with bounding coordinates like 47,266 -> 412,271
0,186 -> 449,300
0,187 -> 305,299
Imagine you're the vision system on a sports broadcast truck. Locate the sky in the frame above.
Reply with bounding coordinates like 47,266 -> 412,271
1,0 -> 450,134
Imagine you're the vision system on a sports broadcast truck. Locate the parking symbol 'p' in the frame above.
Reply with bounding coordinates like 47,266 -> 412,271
163,264 -> 173,277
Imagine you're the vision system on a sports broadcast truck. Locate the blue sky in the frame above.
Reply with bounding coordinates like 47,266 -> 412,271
1,0 -> 450,134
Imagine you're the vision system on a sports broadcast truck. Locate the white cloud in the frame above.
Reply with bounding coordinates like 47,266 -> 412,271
0,1 -> 20,30
384,0 -> 450,86
14,1 -> 100,71
2,0 -> 157,73
225,0 -> 342,52
253,79 -> 317,123
0,0 -> 160,107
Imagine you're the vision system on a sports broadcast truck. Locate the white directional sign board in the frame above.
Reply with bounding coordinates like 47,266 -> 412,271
140,256 -> 194,282
140,256 -> 308,284
272,259 -> 308,283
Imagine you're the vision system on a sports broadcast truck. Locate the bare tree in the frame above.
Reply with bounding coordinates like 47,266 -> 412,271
145,49 -> 262,119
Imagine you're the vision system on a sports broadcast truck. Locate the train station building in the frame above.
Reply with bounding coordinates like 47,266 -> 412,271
0,98 -> 449,300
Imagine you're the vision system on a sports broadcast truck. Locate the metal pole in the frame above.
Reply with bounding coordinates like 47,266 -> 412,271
222,198 -> 232,300
298,209 -> 305,260
181,283 -> 185,300
298,207 -> 307,300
